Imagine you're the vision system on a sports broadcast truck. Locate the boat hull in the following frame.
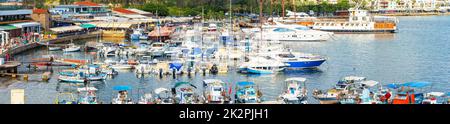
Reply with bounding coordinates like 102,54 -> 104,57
285,59 -> 325,68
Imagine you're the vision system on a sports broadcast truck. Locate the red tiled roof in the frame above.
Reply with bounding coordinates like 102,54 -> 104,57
74,1 -> 100,6
33,9 -> 48,14
113,8 -> 137,14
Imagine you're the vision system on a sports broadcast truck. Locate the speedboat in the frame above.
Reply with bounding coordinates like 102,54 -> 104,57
279,77 -> 308,104
235,81 -> 261,104
273,51 -> 326,69
203,79 -> 230,104
238,56 -> 288,74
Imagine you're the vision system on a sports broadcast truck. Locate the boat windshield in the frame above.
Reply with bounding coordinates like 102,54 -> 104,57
213,87 -> 222,92
273,28 -> 295,32
279,54 -> 295,58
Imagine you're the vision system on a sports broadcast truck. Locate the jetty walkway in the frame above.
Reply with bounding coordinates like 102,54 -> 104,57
0,31 -> 101,74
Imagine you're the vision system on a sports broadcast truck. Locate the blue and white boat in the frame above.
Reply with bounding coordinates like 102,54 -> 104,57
235,81 -> 261,103
131,28 -> 146,40
238,56 -> 287,74
274,52 -> 326,68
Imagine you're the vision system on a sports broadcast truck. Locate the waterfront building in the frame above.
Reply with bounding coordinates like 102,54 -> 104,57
50,1 -> 110,20
31,9 -> 52,31
0,9 -> 41,52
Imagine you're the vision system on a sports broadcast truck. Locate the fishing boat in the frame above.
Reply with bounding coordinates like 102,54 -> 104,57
235,81 -> 262,104
138,93 -> 154,104
112,85 -> 134,104
54,92 -> 78,104
238,56 -> 288,74
313,76 -> 366,104
422,92 -> 446,104
58,74 -> 86,83
173,82 -> 200,104
279,77 -> 308,104
203,79 -> 230,104
77,87 -> 98,104
63,44 -> 81,52
389,82 -> 431,104
338,80 -> 383,104
154,88 -> 174,104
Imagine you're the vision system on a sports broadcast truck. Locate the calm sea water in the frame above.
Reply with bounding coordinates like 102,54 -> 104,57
1,16 -> 449,104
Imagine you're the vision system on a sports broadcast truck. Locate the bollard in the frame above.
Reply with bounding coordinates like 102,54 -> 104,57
187,67 -> 192,78
172,69 -> 176,79
23,74 -> 28,81
202,68 -> 206,76
159,68 -> 163,79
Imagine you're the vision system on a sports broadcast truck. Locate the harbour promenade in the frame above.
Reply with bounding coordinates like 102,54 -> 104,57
0,31 -> 101,74
0,31 -> 101,57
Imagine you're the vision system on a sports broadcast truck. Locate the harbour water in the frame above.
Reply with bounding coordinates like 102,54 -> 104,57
0,16 -> 449,104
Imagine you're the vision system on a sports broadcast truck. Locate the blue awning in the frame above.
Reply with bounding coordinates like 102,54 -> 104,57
113,85 -> 132,91
386,83 -> 401,89
169,62 -> 183,71
237,81 -> 255,86
401,82 -> 431,88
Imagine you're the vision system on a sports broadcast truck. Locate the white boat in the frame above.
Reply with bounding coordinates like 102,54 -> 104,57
270,51 -> 326,69
312,8 -> 398,33
203,79 -> 229,104
110,64 -> 134,70
134,64 -> 152,74
49,46 -> 62,51
63,44 -> 81,52
77,87 -> 98,104
112,85 -> 133,104
207,23 -> 217,32
256,22 -> 333,41
154,88 -> 174,104
238,56 -> 288,74
279,77 -> 308,104
58,75 -> 85,83
313,76 -> 367,104
149,42 -> 167,57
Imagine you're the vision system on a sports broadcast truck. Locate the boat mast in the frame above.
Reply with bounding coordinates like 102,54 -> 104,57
259,0 -> 263,53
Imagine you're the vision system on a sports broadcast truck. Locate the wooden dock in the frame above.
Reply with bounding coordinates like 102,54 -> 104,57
0,61 -> 21,73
